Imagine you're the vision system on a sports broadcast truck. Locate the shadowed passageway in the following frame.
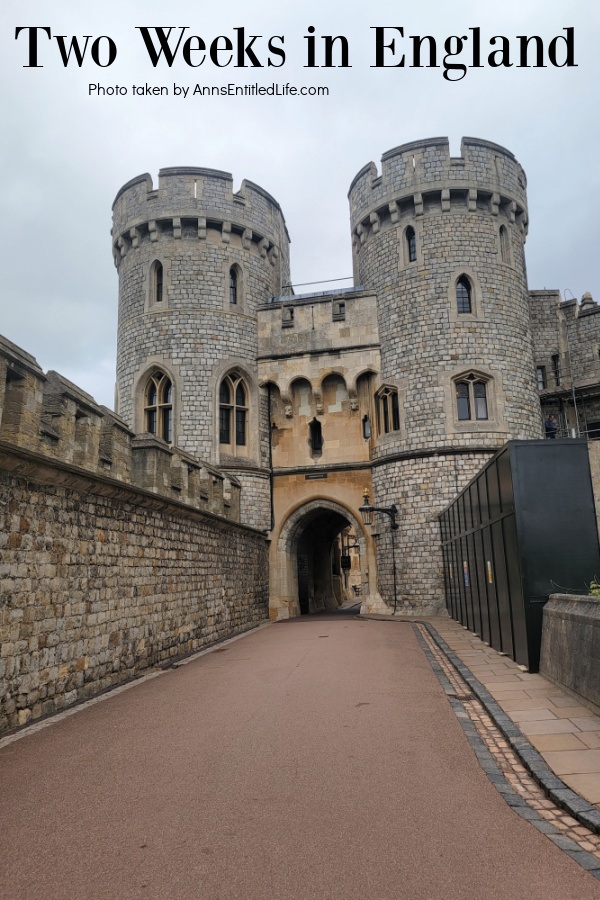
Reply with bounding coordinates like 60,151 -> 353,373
1,616 -> 598,899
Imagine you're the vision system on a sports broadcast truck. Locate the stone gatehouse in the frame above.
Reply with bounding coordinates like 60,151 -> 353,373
1,135 -> 599,731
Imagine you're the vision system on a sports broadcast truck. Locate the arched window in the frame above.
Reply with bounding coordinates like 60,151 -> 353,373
455,374 -> 488,421
219,372 -> 248,451
376,386 -> 400,434
144,371 -> 173,442
229,267 -> 238,305
150,260 -> 164,304
406,226 -> 417,263
456,276 -> 472,314
499,225 -> 510,263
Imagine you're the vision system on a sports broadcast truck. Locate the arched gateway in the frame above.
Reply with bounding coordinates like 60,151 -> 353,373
270,499 -> 382,620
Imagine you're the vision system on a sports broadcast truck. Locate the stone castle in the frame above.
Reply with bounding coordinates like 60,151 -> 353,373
1,135 -> 599,731
112,135 -> 599,619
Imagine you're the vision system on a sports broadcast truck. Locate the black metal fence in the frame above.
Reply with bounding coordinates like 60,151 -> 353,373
439,440 -> 600,671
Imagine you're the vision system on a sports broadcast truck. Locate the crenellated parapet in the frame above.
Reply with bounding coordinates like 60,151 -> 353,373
0,334 -> 242,523
111,167 -> 290,278
349,137 -> 528,249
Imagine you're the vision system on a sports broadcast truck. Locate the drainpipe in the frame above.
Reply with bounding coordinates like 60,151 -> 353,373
267,384 -> 275,531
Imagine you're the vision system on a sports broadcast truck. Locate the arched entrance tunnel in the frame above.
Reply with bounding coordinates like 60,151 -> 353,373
284,503 -> 366,616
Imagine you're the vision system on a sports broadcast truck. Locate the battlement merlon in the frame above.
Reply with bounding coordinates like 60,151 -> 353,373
348,136 -> 528,230
111,167 -> 291,253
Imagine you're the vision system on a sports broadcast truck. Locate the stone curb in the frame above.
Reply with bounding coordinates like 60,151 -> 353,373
420,622 -> 600,836
358,615 -> 600,835
410,623 -> 600,878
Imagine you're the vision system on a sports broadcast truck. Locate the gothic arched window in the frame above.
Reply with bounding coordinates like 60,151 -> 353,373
456,276 -> 472,314
144,371 -> 173,442
229,267 -> 238,305
150,260 -> 164,304
219,372 -> 248,452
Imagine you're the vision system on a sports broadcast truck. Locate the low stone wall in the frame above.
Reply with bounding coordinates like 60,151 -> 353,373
0,445 -> 269,734
540,593 -> 600,709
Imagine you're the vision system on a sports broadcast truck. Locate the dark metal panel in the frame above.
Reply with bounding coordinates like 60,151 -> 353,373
492,520 -> 514,658
458,537 -> 472,629
458,537 -> 471,627
512,440 -> 600,599
440,538 -> 453,616
466,531 -> 482,638
502,514 -> 529,667
451,538 -> 463,623
497,445 -> 514,514
483,525 -> 502,650
474,528 -> 491,645
487,458 -> 501,521
469,482 -> 481,530
464,487 -> 474,532
478,471 -> 489,525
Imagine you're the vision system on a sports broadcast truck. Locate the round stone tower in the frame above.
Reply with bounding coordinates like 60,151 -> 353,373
112,167 -> 290,529
348,137 -> 542,613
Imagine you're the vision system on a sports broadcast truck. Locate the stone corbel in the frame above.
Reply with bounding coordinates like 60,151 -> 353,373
129,227 -> 140,249
173,217 -> 182,239
517,212 -> 528,237
370,212 -> 380,234
197,217 -> 207,240
222,221 -> 231,244
149,220 -> 160,242
509,201 -> 517,224
441,189 -> 451,213
468,189 -> 477,212
389,200 -> 399,224
490,193 -> 500,216
414,192 -> 424,217
268,246 -> 279,267
242,228 -> 253,250
258,237 -> 269,258
117,235 -> 127,258
314,391 -> 324,416
357,223 -> 366,245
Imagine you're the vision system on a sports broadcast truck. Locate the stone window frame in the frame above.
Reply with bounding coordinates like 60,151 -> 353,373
400,221 -> 423,268
133,359 -> 181,440
227,262 -> 244,311
375,384 -> 400,436
219,370 -> 248,454
444,367 -> 504,434
144,369 -> 174,443
455,374 -> 488,422
146,258 -> 169,311
498,223 -> 513,266
211,359 -> 259,465
447,268 -> 484,323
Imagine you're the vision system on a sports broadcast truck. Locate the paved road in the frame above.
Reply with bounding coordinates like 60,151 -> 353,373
1,610 -> 599,899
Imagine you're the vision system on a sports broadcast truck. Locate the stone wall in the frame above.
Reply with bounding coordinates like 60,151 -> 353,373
0,447 -> 269,734
372,451 -> 492,613
0,333 -> 269,734
540,594 -> 600,710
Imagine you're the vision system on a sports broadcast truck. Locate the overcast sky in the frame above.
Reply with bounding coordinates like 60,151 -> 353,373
1,1 -> 598,409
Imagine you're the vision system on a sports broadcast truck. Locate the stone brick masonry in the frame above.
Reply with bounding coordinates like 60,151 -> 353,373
0,463 -> 268,734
